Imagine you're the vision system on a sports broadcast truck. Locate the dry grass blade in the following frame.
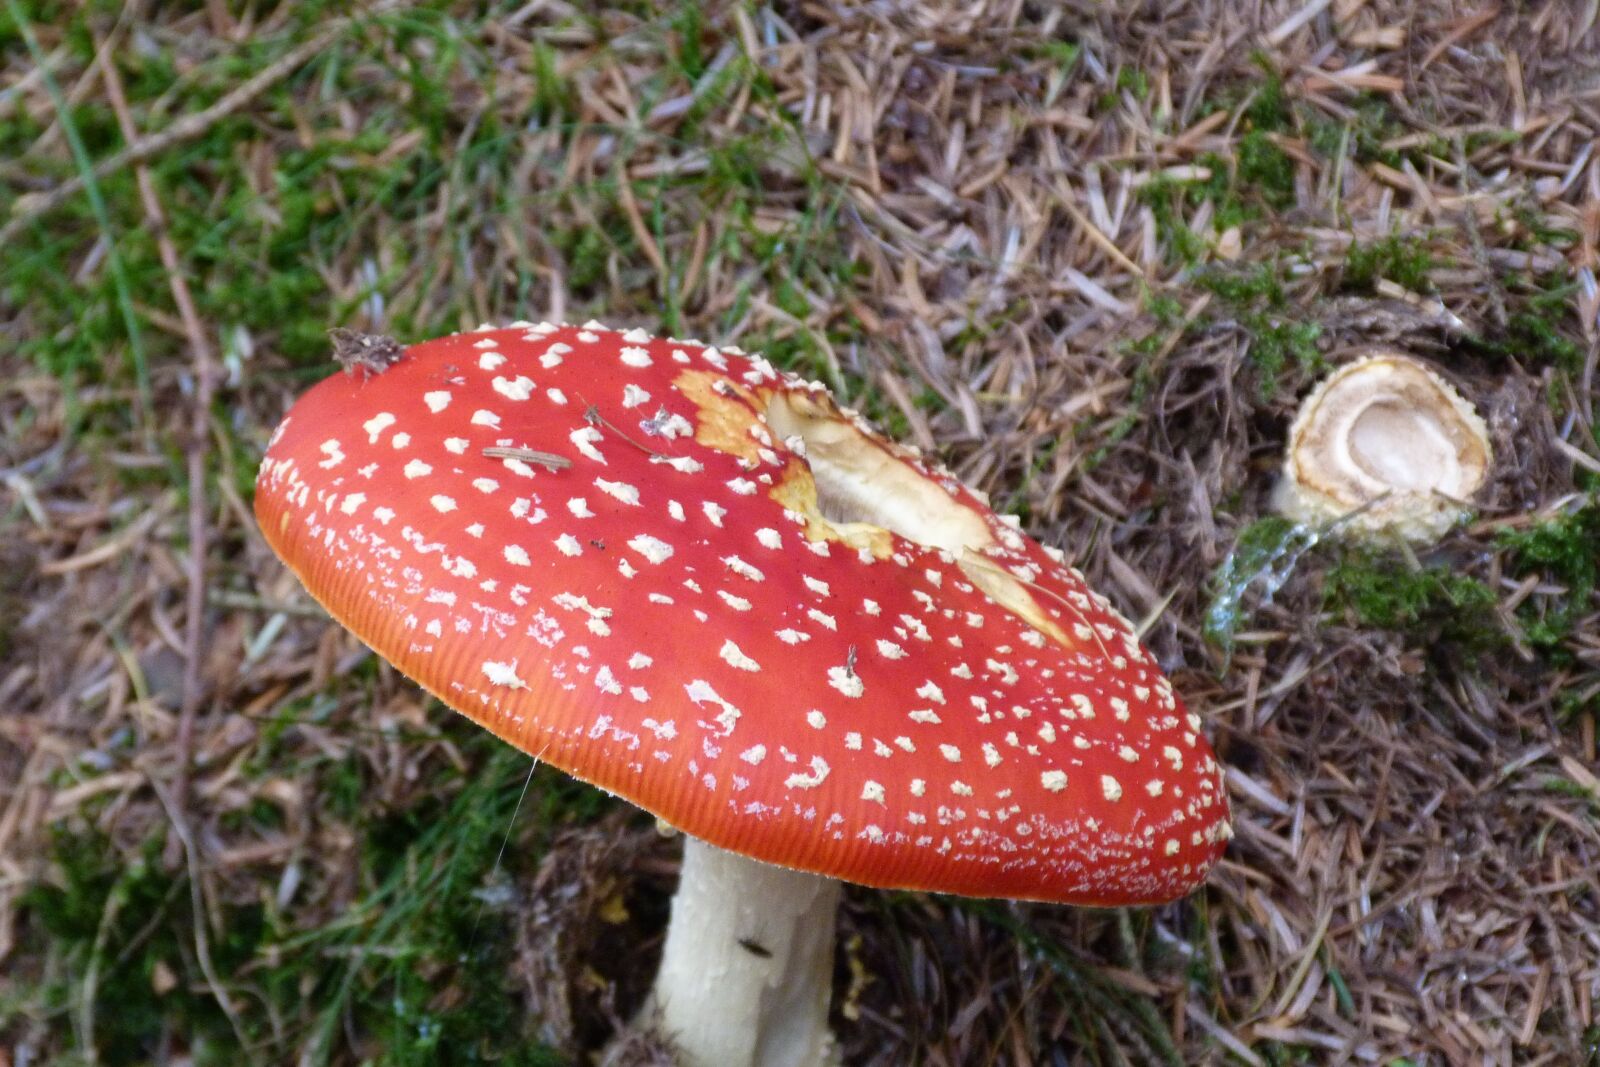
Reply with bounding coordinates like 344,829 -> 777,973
94,24 -> 216,818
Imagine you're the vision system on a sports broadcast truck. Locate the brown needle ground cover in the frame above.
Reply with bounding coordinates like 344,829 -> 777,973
2,1 -> 1598,1064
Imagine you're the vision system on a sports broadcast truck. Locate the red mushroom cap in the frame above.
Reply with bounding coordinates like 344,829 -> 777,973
255,323 -> 1230,905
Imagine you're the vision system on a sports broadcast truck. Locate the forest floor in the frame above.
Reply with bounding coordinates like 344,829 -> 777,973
2,1 -> 1598,1064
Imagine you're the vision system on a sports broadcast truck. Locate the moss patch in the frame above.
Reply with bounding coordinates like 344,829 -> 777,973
1499,501 -> 1600,650
1323,550 -> 1500,649
1196,263 -> 1324,394
1342,235 -> 1435,293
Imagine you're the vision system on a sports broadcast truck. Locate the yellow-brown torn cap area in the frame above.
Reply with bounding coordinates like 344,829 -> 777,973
255,323 -> 1230,905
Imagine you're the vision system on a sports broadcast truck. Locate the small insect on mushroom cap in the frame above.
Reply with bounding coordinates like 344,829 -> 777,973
255,322 -> 1231,906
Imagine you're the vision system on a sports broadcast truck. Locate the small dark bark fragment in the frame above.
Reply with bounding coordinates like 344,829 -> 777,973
330,328 -> 404,378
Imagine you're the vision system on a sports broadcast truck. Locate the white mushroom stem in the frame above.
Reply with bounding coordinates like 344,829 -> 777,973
649,837 -> 843,1067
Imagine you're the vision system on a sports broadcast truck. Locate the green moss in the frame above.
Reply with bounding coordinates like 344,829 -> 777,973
1031,40 -> 1080,70
1343,235 -> 1435,292
559,219 -> 626,294
1246,318 -> 1323,393
1195,263 -> 1323,393
1136,128 -> 1294,261
1467,274 -> 1585,373
1143,292 -> 1184,328
1198,262 -> 1285,306
17,828 -> 257,1064
1245,58 -> 1290,131
1504,306 -> 1584,375
1583,1023 -> 1600,1066
1116,66 -> 1149,100
1137,175 -> 1210,263
1323,551 -> 1500,647
1499,501 -> 1600,649
1236,130 -> 1295,209
1095,66 -> 1151,110
1305,95 -> 1403,167
1258,1042 -> 1319,1065
1511,204 -> 1580,249
1143,54 -> 1293,244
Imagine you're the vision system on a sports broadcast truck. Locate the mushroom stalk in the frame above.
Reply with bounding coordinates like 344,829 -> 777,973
649,837 -> 842,1067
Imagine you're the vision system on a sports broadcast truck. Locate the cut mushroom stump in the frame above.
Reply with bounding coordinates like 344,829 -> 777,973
255,321 -> 1231,1067
1275,351 -> 1492,543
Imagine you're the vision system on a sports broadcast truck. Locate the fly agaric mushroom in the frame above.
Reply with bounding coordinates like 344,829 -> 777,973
1275,352 -> 1491,543
255,322 -> 1231,1067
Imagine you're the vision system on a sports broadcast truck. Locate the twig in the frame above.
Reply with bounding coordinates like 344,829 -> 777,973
1056,183 -> 1145,278
150,778 -> 259,1065
580,399 -> 666,457
1551,435 -> 1600,476
615,172 -> 668,284
77,858 -> 129,1057
482,445 -> 573,471
97,33 -> 216,814
1266,0 -> 1335,45
0,5 -> 386,244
